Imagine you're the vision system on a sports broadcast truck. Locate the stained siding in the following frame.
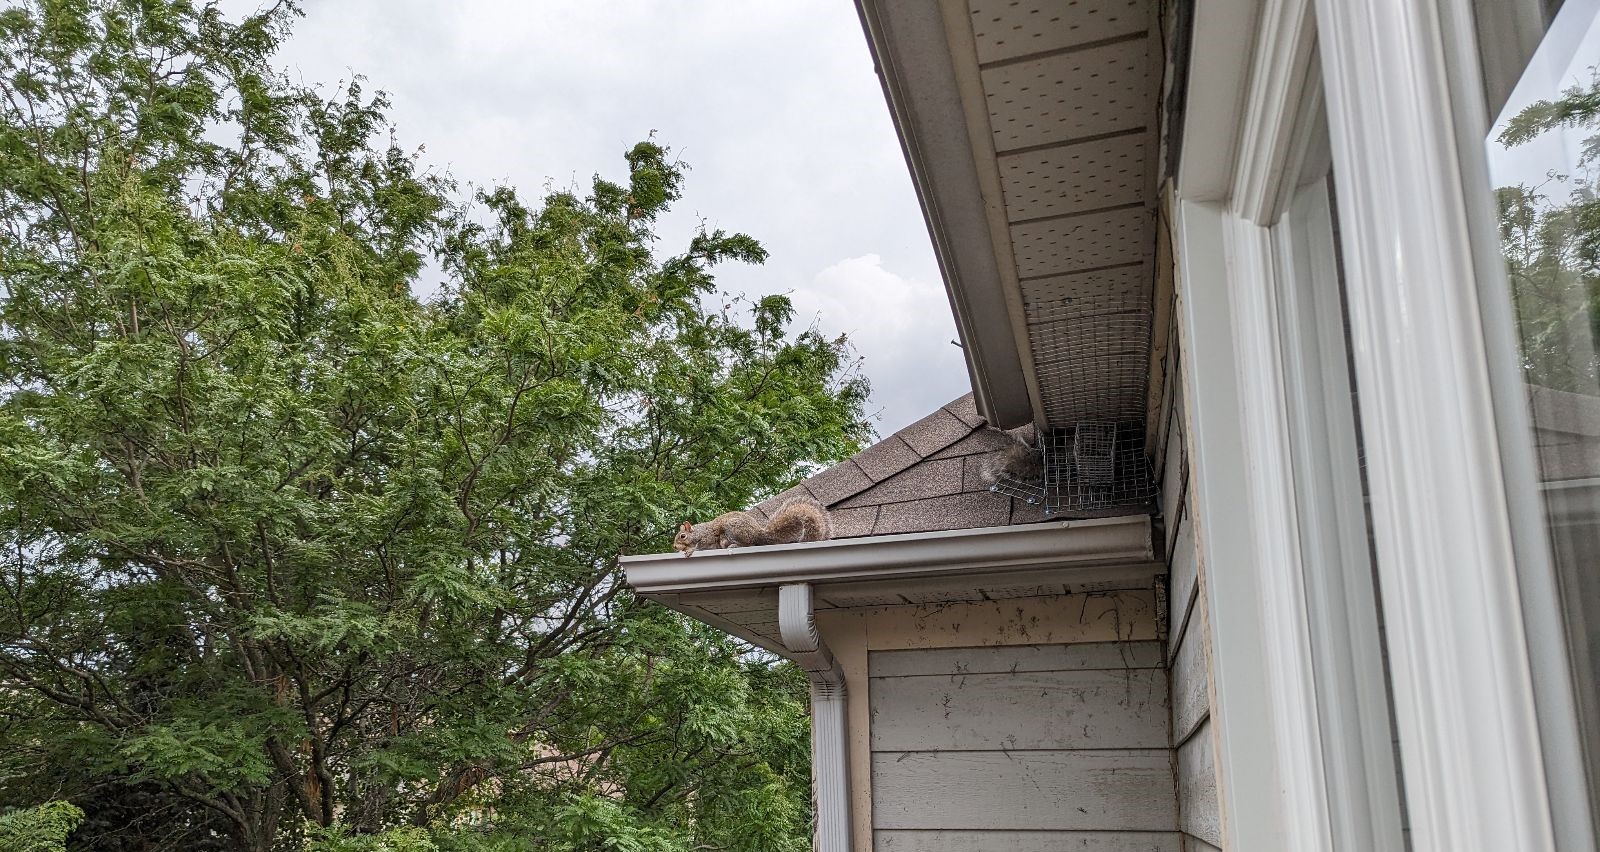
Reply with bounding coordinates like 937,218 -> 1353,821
1169,578 -> 1208,744
1177,719 -> 1222,846
1158,273 -> 1228,850
867,640 -> 1178,849
870,668 -> 1170,751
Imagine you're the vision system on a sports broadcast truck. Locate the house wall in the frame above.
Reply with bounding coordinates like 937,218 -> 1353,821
1154,222 -> 1227,852
815,589 -> 1178,852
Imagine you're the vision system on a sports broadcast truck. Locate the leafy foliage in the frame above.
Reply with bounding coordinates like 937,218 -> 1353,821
0,801 -> 85,852
0,1 -> 869,850
1496,72 -> 1600,393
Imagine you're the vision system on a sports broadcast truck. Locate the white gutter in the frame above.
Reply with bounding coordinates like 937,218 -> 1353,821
779,583 -> 851,852
623,516 -> 1153,595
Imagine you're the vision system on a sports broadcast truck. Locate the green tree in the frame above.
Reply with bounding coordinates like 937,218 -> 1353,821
0,801 -> 85,852
1497,72 -> 1600,393
0,2 -> 868,850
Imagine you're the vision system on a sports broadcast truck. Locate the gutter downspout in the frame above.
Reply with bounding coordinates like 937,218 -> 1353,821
778,583 -> 851,852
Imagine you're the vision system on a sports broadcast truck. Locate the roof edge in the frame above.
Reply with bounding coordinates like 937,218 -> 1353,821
622,515 -> 1154,595
854,0 -> 1035,428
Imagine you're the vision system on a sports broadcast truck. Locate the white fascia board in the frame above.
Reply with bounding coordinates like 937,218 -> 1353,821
622,516 -> 1155,596
853,0 -> 1034,428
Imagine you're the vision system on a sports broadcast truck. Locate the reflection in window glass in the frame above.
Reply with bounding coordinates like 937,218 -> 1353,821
1486,0 -> 1600,819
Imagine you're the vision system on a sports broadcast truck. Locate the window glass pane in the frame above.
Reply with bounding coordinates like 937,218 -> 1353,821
1485,0 -> 1600,816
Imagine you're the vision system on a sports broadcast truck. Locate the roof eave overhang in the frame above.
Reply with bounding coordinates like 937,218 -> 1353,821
623,517 -> 1159,654
855,0 -> 1036,429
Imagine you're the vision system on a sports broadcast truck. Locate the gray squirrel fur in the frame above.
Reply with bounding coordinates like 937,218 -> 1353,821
979,425 -> 1044,486
673,495 -> 833,556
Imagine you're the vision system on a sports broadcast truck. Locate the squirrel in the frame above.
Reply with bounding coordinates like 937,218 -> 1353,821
979,425 -> 1044,486
673,496 -> 833,556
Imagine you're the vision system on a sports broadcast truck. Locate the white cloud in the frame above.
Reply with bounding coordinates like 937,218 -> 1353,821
795,255 -> 970,434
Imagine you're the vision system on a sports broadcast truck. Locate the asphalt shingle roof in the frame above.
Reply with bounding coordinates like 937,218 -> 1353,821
753,393 -> 1046,538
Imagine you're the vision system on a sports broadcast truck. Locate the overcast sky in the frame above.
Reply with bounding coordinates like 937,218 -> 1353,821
231,1 -> 970,436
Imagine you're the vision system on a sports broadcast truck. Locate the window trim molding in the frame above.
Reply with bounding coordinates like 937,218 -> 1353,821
1172,196 -> 1288,852
1272,169 -> 1411,851
1311,0 -> 1573,847
1223,209 -> 1337,851
1176,1 -> 1411,845
1432,0 -> 1600,845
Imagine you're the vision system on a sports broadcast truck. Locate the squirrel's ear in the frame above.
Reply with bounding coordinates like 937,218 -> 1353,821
680,521 -> 693,533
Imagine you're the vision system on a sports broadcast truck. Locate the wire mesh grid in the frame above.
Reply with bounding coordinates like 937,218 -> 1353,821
1007,292 -> 1157,513
1042,423 -> 1157,513
1026,296 -> 1152,426
988,468 -> 1045,505
1073,421 -> 1117,486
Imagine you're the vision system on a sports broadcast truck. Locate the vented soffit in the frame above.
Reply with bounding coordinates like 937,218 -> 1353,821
856,0 -> 1163,432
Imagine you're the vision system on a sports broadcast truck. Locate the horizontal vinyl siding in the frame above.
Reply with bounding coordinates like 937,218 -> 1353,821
869,641 -> 1165,677
868,642 -> 1177,847
1177,719 -> 1222,845
871,668 -> 1169,752
873,750 -> 1178,831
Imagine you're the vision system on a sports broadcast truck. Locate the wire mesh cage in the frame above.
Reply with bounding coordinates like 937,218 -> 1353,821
987,461 -> 1045,504
1010,292 -> 1158,514
1026,296 -> 1153,427
1042,423 -> 1156,514
1072,421 -> 1117,486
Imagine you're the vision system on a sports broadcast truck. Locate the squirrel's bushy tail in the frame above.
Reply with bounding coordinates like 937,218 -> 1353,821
767,496 -> 833,543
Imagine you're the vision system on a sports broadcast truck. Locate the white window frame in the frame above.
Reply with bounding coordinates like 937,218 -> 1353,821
1175,1 -> 1410,849
1177,0 -> 1600,845
1273,165 -> 1411,852
1177,0 -> 1597,845
1313,0 -> 1593,849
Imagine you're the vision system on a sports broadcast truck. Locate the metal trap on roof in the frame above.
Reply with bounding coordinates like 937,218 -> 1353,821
1043,422 -> 1156,513
986,422 -> 1155,515
986,292 -> 1158,515
988,468 -> 1045,505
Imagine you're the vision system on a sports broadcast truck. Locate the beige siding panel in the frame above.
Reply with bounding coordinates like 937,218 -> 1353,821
1177,721 -> 1223,846
1171,606 -> 1209,744
874,829 -> 1181,851
1167,514 -> 1197,652
872,750 -> 1177,831
870,668 -> 1169,751
868,641 -> 1164,677
859,590 -> 1160,650
819,596 -> 1173,849
1183,837 -> 1222,852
